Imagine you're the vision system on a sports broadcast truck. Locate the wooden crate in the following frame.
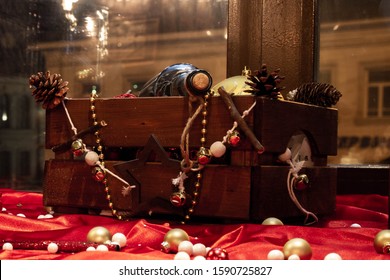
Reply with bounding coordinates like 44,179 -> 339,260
43,96 -> 338,222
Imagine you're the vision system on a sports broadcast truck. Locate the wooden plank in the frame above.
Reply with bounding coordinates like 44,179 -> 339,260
46,97 -> 337,159
43,159 -> 251,220
45,96 -> 255,151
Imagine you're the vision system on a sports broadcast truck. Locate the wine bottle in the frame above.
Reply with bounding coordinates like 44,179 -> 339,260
138,63 -> 213,97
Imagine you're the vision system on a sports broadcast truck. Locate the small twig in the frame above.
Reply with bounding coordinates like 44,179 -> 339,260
51,120 -> 108,153
218,87 -> 264,153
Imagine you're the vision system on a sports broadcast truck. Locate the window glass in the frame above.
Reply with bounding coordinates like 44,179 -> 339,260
319,0 -> 390,164
368,87 -> 379,117
0,0 -> 228,190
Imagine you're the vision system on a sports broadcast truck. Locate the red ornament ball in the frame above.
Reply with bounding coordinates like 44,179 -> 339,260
170,192 -> 187,207
198,154 -> 211,165
206,247 -> 229,260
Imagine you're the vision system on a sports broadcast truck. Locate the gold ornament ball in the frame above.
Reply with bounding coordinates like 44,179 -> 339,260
283,238 -> 312,260
262,217 -> 284,226
373,229 -> 390,254
87,226 -> 112,244
161,228 -> 189,253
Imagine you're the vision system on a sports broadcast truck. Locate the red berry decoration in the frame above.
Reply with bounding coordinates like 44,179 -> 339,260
197,147 -> 211,165
228,131 -> 241,147
206,247 -> 229,260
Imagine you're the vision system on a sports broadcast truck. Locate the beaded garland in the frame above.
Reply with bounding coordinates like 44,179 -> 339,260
175,92 -> 257,223
88,91 -> 131,220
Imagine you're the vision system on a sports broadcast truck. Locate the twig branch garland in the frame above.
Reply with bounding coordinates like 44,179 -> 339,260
51,120 -> 107,153
218,87 -> 265,154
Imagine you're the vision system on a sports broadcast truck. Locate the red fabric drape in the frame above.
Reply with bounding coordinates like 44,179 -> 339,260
0,189 -> 389,260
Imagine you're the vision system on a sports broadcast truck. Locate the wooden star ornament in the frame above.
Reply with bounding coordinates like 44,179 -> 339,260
113,134 -> 185,217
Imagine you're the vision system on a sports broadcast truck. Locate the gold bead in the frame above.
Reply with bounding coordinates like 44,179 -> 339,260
105,187 -> 109,192
112,209 -> 117,215
188,208 -> 194,213
96,139 -> 101,144
92,113 -> 97,119
117,215 -> 122,220
193,191 -> 199,197
106,194 -> 111,200
200,137 -> 206,144
94,131 -> 100,136
201,119 -> 207,126
202,110 -> 208,117
109,202 -> 113,208
195,182 -> 200,188
192,200 -> 197,206
185,215 -> 190,220
93,121 -> 98,126
99,154 -> 104,160
201,128 -> 207,134
197,173 -> 202,179
97,145 -> 103,152
90,97 -> 95,103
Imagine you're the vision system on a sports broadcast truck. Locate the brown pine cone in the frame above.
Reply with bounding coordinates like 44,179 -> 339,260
286,82 -> 342,107
244,64 -> 285,99
28,71 -> 69,109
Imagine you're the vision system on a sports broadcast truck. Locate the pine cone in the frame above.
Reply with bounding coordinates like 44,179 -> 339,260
286,82 -> 342,107
28,71 -> 69,109
244,64 -> 285,99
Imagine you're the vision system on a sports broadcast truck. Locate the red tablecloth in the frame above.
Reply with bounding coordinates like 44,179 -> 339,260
0,189 -> 389,260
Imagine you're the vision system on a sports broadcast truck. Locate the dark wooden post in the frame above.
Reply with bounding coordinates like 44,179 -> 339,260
227,0 -> 317,93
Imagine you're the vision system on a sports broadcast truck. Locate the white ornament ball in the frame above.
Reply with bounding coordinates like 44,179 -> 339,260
288,254 -> 300,260
324,252 -> 342,260
112,232 -> 127,248
193,255 -> 206,260
47,242 -> 59,254
44,214 -> 54,219
2,242 -> 13,251
96,244 -> 109,251
85,151 -> 100,166
178,240 -> 193,256
210,141 -> 226,158
174,251 -> 191,260
37,215 -> 46,219
278,148 -> 292,162
86,246 -> 96,251
350,223 -> 361,228
267,249 -> 285,260
16,213 -> 26,218
193,243 -> 207,257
